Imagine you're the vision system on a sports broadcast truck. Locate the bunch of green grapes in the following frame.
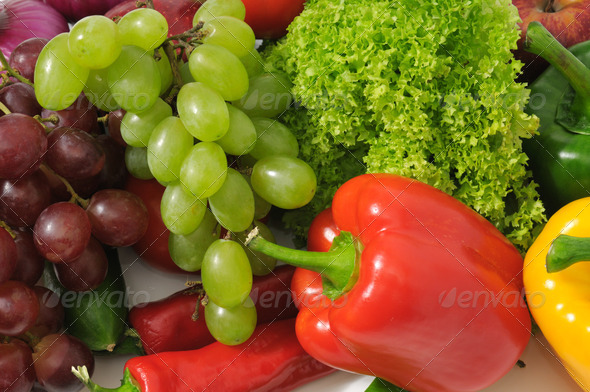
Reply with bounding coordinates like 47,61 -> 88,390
33,0 -> 316,345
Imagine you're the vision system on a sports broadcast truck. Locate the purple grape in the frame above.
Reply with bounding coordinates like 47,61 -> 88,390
0,280 -> 40,336
0,113 -> 47,180
0,82 -> 42,117
54,237 -> 108,292
0,169 -> 52,227
95,134 -> 128,190
107,108 -> 126,147
33,202 -> 91,264
10,229 -> 44,286
41,94 -> 99,134
8,37 -> 48,82
0,338 -> 36,392
0,227 -> 17,284
45,127 -> 105,181
27,286 -> 64,339
86,189 -> 149,247
33,334 -> 94,392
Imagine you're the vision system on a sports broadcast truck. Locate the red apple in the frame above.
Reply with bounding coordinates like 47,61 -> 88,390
43,0 -> 126,22
242,0 -> 306,39
513,0 -> 590,82
105,0 -> 202,37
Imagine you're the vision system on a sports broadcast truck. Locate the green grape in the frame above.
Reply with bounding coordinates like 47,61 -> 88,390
177,82 -> 229,142
155,48 -> 173,95
248,117 -> 299,160
34,33 -> 89,110
202,16 -> 256,58
235,220 -> 277,276
208,168 -> 254,233
188,44 -> 249,101
243,174 -> 272,220
107,45 -> 161,113
84,68 -> 120,111
161,181 -> 207,235
169,209 -> 220,272
240,48 -> 264,78
179,61 -> 195,84
120,98 -> 173,147
201,239 -> 253,308
232,72 -> 294,118
68,15 -> 121,69
147,116 -> 194,183
215,104 -> 257,156
124,146 -> 153,180
179,141 -> 227,199
204,297 -> 256,346
193,0 -> 246,25
118,8 -> 168,51
251,156 -> 317,209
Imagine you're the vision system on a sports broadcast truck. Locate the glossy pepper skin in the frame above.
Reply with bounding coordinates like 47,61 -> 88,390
74,318 -> 335,392
522,21 -> 590,215
129,265 -> 299,354
524,197 -> 590,390
249,174 -> 532,391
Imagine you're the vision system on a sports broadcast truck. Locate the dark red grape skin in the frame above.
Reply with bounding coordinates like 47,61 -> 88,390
45,127 -> 105,181
41,94 -> 99,135
0,113 -> 47,180
0,338 -> 36,392
8,37 -> 48,83
33,334 -> 95,392
95,134 -> 128,190
0,170 -> 52,227
107,109 -> 126,147
54,237 -> 108,292
27,286 -> 64,339
10,229 -> 45,286
33,202 -> 92,264
86,189 -> 149,247
0,227 -> 17,284
0,83 -> 42,117
0,280 -> 40,336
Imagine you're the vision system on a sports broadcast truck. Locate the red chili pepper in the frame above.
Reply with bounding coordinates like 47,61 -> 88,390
73,318 -> 335,392
247,174 -> 532,392
129,265 -> 299,354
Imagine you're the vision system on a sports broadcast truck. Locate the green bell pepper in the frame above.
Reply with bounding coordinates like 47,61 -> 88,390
523,21 -> 590,214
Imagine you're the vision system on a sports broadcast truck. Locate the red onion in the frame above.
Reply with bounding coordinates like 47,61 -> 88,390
0,0 -> 68,60
43,0 -> 127,23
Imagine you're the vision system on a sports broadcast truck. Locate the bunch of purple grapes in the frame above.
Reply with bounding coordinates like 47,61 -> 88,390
0,38 -> 148,392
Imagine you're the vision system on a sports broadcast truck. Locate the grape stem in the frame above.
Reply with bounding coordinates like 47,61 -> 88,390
39,164 -> 89,209
0,49 -> 34,87
0,101 -> 10,115
0,220 -> 15,239
34,114 -> 60,128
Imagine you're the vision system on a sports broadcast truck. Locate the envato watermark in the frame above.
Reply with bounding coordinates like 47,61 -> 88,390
438,287 -> 546,310
42,288 -> 151,310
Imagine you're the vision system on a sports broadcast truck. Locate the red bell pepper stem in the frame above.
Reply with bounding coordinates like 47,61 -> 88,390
546,234 -> 590,272
524,21 -> 590,114
246,228 -> 361,298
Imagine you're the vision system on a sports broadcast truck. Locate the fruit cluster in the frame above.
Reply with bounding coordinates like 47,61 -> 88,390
0,38 -> 148,392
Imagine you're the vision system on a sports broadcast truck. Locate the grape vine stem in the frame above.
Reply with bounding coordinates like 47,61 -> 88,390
0,49 -> 34,87
40,164 -> 89,209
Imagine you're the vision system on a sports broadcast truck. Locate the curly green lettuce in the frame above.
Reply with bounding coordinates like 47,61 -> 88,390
264,0 -> 546,251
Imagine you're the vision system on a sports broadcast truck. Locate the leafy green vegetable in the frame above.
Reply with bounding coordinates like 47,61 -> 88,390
263,0 -> 546,251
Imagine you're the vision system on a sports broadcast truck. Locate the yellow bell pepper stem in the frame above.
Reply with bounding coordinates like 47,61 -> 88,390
547,235 -> 590,273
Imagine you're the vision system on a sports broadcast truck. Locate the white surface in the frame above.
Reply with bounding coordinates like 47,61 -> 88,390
84,245 -> 583,392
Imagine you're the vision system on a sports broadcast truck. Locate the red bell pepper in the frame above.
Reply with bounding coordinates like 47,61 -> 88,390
246,173 -> 532,392
129,265 -> 299,354
73,318 -> 335,392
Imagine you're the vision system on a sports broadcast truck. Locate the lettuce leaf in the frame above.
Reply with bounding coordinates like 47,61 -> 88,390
264,0 -> 546,251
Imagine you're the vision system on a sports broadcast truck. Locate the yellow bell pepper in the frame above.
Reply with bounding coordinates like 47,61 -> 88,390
524,197 -> 590,390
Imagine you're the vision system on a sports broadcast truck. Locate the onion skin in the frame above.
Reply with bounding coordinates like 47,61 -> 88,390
43,0 -> 126,22
0,0 -> 68,60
